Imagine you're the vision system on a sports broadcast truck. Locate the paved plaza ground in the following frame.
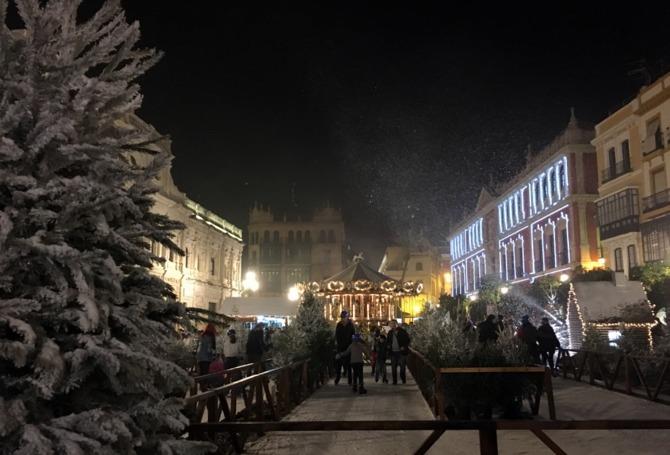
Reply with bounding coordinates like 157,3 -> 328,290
246,370 -> 670,454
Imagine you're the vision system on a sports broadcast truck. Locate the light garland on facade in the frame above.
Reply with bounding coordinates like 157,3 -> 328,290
566,283 -> 586,349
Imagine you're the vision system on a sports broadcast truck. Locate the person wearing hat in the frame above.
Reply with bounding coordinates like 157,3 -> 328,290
223,328 -> 242,371
334,310 -> 354,385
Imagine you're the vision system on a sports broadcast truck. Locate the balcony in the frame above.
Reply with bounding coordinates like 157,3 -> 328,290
642,130 -> 665,156
599,215 -> 640,240
601,161 -> 632,184
597,188 -> 640,240
643,188 -> 670,213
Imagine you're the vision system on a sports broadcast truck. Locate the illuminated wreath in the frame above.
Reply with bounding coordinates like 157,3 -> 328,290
309,282 -> 321,293
327,281 -> 345,292
354,280 -> 372,292
381,280 -> 397,293
402,281 -> 415,293
415,282 -> 424,294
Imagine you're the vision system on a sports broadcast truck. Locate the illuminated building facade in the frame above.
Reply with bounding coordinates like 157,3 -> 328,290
129,116 -> 244,311
593,71 -> 670,277
449,111 -> 600,295
247,203 -> 346,297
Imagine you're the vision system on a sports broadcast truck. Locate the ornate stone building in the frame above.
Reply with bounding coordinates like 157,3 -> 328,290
247,203 -> 346,296
130,116 -> 244,312
594,71 -> 670,277
448,111 -> 600,296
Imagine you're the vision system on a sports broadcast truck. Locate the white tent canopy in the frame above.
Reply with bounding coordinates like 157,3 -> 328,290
223,297 -> 299,318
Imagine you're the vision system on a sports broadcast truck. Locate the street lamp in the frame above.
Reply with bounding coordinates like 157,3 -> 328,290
559,273 -> 570,283
242,271 -> 260,293
499,285 -> 509,295
287,285 -> 300,302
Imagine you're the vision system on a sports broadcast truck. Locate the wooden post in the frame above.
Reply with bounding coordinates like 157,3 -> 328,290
478,422 -> 499,454
624,355 -> 632,395
544,367 -> 556,420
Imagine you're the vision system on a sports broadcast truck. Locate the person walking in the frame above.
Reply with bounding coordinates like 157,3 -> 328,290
196,323 -> 217,376
374,332 -> 389,383
223,329 -> 243,370
246,322 -> 266,365
537,317 -> 560,375
477,314 -> 499,344
337,333 -> 371,394
370,327 -> 381,376
517,315 -> 540,363
387,320 -> 410,385
334,310 -> 354,385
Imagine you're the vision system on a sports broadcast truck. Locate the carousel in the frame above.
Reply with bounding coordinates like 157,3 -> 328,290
298,255 -> 423,323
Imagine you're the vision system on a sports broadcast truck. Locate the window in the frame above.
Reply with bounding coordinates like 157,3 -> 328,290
208,302 -> 217,313
273,231 -> 279,242
263,231 -> 270,242
535,238 -> 544,271
210,257 -> 216,275
319,230 -> 326,243
305,231 -> 311,242
546,233 -> 555,268
185,248 -> 189,268
516,244 -> 524,277
627,245 -> 637,270
507,247 -> 514,279
559,228 -> 569,265
614,248 -> 623,272
328,230 -> 336,243
415,262 -> 423,271
296,231 -> 302,242
607,147 -> 616,174
168,248 -> 174,262
622,140 -> 630,170
559,164 -> 566,194
288,231 -> 294,242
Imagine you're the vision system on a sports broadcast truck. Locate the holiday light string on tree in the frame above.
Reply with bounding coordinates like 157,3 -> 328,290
566,282 -> 586,349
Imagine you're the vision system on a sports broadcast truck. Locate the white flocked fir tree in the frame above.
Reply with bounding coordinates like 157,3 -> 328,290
0,1 -> 212,453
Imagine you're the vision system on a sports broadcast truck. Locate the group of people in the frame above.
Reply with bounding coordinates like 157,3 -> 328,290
195,322 -> 273,381
334,311 -> 411,394
469,313 -> 561,374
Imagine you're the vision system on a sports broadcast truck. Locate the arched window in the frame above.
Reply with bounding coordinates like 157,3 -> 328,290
415,262 -> 423,271
263,230 -> 270,242
288,231 -> 294,242
305,231 -> 311,242
273,231 -> 279,242
296,231 -> 303,242
319,230 -> 326,243
328,230 -> 335,243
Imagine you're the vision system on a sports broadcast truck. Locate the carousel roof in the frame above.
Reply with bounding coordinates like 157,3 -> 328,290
324,259 -> 393,283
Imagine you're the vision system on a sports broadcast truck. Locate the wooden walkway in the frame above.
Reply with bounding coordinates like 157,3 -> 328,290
245,370 -> 670,454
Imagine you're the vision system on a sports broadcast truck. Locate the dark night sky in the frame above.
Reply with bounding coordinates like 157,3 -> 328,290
112,3 -> 670,264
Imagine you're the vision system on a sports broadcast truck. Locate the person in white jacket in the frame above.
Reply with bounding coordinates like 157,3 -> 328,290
223,329 -> 243,370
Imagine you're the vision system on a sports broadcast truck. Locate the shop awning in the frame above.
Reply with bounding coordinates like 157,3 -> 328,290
222,297 -> 299,317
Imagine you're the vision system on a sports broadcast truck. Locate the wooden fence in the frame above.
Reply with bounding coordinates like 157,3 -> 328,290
185,359 -> 315,452
407,349 -> 556,419
188,418 -> 670,455
558,348 -> 670,403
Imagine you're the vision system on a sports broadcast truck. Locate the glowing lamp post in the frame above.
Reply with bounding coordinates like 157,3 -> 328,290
242,271 -> 260,294
499,285 -> 509,295
287,285 -> 300,302
559,273 -> 570,283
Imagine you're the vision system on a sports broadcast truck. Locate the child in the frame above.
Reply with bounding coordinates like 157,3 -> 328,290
374,333 -> 388,383
337,333 -> 371,394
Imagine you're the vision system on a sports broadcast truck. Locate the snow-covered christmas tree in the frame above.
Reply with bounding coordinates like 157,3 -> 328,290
0,1 -> 211,453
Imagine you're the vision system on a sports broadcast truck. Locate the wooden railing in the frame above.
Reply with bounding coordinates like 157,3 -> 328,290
185,359 -> 314,453
407,349 -> 556,419
188,361 -> 261,396
557,348 -> 670,403
188,418 -> 670,455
